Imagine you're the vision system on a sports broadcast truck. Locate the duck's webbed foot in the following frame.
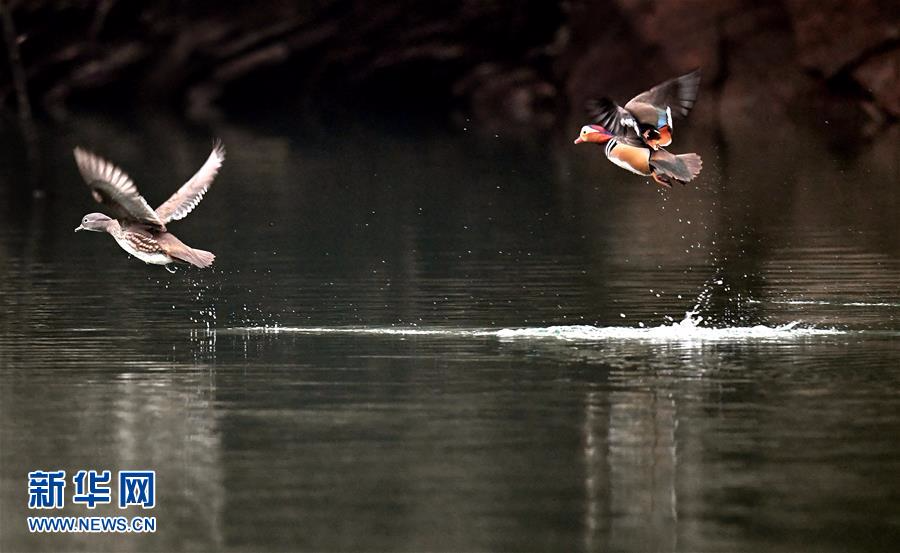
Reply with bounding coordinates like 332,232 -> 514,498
651,173 -> 673,188
164,264 -> 177,274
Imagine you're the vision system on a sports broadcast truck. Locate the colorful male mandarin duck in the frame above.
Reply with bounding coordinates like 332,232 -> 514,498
574,125 -> 701,188
586,69 -> 701,150
73,141 -> 225,272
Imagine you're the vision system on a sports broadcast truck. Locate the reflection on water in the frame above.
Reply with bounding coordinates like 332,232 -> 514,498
1,113 -> 899,552
0,360 -> 223,552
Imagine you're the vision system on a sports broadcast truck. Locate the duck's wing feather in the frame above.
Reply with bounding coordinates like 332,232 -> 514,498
625,68 -> 701,121
155,141 -> 225,224
586,97 -> 633,136
73,147 -> 166,230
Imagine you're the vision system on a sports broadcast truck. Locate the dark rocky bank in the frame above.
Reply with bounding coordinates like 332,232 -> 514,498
0,0 -> 897,132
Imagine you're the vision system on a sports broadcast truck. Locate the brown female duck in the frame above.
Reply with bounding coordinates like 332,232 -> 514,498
73,141 -> 225,272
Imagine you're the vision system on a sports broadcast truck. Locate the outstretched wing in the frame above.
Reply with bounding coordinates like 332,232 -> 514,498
73,147 -> 166,230
625,68 -> 701,121
586,97 -> 634,137
155,140 -> 225,224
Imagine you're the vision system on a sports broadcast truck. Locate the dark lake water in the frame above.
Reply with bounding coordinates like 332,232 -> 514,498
1,112 -> 899,552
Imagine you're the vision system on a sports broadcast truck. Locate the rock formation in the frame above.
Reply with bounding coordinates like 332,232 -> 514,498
0,0 -> 896,131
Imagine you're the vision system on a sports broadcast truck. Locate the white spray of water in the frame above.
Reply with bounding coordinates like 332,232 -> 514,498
228,311 -> 841,342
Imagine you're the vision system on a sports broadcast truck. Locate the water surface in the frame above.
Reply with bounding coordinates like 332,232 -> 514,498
1,114 -> 899,552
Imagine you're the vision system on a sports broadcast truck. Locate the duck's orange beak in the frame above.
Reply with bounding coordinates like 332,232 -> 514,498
574,136 -> 585,144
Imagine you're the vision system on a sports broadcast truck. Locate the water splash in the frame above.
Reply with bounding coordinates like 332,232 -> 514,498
749,299 -> 900,308
227,311 -> 841,342
492,311 -> 841,341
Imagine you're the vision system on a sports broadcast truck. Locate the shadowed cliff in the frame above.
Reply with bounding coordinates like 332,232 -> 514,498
0,0 -> 896,132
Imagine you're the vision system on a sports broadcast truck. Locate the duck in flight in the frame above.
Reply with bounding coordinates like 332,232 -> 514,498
574,125 -> 702,188
73,141 -> 224,272
585,69 -> 701,150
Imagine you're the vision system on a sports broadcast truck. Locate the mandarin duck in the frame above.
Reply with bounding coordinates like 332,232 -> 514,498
586,69 -> 701,150
574,124 -> 701,188
74,141 -> 225,272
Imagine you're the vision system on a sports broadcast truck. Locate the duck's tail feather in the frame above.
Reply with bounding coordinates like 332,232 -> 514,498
156,233 -> 215,268
178,247 -> 215,268
649,150 -> 702,185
